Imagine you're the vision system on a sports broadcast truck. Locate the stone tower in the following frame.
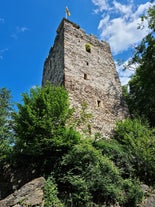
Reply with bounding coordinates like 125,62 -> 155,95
42,18 -> 128,138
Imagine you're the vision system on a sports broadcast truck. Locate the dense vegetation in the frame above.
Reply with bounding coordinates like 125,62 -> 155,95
0,82 -> 154,207
123,5 -> 155,126
0,5 -> 155,207
0,88 -> 13,162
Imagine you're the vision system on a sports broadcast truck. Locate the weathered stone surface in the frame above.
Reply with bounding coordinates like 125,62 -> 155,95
0,163 -> 41,200
42,18 -> 129,138
140,188 -> 155,207
0,177 -> 45,207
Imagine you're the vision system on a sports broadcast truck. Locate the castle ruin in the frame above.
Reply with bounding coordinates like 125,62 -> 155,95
42,18 -> 128,138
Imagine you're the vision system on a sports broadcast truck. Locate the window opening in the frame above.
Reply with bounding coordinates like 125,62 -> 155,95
85,43 -> 91,53
97,100 -> 101,107
84,73 -> 87,80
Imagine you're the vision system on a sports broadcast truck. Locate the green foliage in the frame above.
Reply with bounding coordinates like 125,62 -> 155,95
58,141 -> 121,206
93,139 -> 134,178
67,102 -> 92,136
61,175 -> 92,207
85,43 -> 91,53
142,5 -> 155,31
13,83 -> 77,156
0,87 -> 13,162
44,174 -> 64,207
0,85 -> 146,206
124,5 -> 155,126
56,140 -> 143,206
114,118 -> 151,142
123,179 -> 144,207
10,83 -> 81,180
114,118 -> 155,185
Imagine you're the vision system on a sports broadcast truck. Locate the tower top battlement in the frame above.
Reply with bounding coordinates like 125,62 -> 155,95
56,18 -> 108,46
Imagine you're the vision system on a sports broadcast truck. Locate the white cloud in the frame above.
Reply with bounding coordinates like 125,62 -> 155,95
115,60 -> 135,85
17,26 -> 29,33
102,16 -> 148,54
92,0 -> 109,13
11,26 -> 29,40
92,0 -> 154,54
115,56 -> 140,85
134,2 -> 152,17
0,48 -> 8,60
112,0 -> 133,18
98,15 -> 110,30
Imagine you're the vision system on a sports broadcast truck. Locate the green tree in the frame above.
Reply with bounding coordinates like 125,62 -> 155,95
125,5 -> 155,126
93,138 -> 134,179
56,140 -> 143,207
0,87 -> 13,161
114,118 -> 155,185
12,83 -> 80,173
44,174 -> 64,207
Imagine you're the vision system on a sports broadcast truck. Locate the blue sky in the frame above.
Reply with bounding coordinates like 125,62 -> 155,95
0,0 -> 154,104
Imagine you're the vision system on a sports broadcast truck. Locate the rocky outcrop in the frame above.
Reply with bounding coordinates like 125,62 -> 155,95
140,188 -> 155,207
0,177 -> 45,207
1,176 -> 155,207
0,158 -> 44,200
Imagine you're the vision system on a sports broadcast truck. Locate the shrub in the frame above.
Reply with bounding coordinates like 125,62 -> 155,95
44,174 -> 64,207
85,43 -> 91,53
56,140 -> 143,206
93,139 -> 134,178
114,118 -> 155,185
122,179 -> 144,207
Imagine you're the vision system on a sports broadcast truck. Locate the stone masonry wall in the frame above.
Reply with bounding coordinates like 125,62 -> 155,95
42,24 -> 64,86
42,18 -> 129,138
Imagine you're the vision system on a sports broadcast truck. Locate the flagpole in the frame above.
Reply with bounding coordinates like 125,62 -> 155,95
66,0 -> 68,19
66,10 -> 67,19
65,6 -> 71,19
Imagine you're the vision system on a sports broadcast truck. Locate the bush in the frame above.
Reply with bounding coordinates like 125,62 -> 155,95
0,87 -> 14,164
114,118 -> 155,185
44,174 -> 64,207
13,83 -> 73,154
56,140 -> 143,206
93,139 -> 134,178
123,179 -> 144,207
85,43 -> 91,53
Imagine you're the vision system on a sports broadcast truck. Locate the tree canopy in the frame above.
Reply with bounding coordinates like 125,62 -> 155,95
13,83 -> 78,156
0,84 -> 145,206
0,88 -> 13,161
124,5 -> 155,126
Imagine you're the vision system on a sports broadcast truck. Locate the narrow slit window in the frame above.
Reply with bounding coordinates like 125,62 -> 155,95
84,73 -> 87,80
97,100 -> 101,107
86,61 -> 89,66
